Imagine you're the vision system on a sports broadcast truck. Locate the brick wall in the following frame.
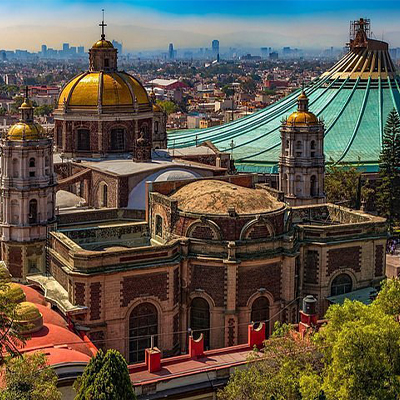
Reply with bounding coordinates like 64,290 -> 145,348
75,282 -> 85,306
375,245 -> 384,277
189,265 -> 226,307
121,273 -> 168,307
327,246 -> 361,276
8,246 -> 22,279
304,250 -> 319,284
90,282 -> 102,321
237,263 -> 281,307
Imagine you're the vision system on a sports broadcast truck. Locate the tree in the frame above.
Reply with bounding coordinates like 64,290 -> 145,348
376,109 -> 400,230
156,100 -> 177,116
0,352 -> 61,400
316,299 -> 400,399
74,349 -> 136,400
325,161 -> 372,208
218,327 -> 323,400
0,279 -> 26,362
34,104 -> 53,117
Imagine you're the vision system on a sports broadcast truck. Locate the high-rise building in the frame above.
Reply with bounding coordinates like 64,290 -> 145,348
41,44 -> 47,57
112,40 -> 123,54
77,46 -> 85,55
212,39 -> 219,57
168,43 -> 174,60
62,43 -> 69,54
261,47 -> 271,59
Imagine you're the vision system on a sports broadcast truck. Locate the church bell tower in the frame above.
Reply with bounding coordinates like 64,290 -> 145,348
0,88 -> 56,281
279,90 -> 325,206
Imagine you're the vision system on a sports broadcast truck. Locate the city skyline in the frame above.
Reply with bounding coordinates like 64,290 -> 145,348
1,1 -> 400,51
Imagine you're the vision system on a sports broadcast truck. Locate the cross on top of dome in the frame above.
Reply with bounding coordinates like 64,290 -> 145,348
99,9 -> 107,40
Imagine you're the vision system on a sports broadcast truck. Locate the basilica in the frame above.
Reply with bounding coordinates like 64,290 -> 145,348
0,19 -> 387,365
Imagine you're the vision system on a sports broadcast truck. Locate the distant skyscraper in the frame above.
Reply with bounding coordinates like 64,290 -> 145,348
62,43 -> 69,52
212,40 -> 220,58
112,40 -> 123,54
41,45 -> 47,57
168,43 -> 174,60
77,46 -> 85,55
261,47 -> 271,59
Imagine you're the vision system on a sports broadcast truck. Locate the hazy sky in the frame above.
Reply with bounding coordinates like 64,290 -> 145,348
1,0 -> 400,52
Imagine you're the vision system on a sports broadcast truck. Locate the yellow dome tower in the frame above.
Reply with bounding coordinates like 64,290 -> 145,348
53,11 -> 164,159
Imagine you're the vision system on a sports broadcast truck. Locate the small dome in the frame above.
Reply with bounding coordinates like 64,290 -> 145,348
170,180 -> 284,215
57,72 -> 150,111
20,100 -> 33,109
287,111 -> 319,126
15,301 -> 42,322
0,283 -> 26,303
92,39 -> 114,49
7,122 -> 45,141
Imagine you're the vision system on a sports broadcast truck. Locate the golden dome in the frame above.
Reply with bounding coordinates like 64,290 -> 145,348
287,111 -> 319,126
20,100 -> 33,109
57,71 -> 151,111
15,302 -> 42,322
0,283 -> 26,303
7,122 -> 45,141
92,39 -> 114,49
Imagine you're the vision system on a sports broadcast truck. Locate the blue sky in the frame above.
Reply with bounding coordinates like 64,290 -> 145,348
1,1 -> 400,51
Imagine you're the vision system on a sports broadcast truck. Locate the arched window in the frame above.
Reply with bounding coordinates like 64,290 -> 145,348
29,158 -> 35,168
28,199 -> 38,224
77,128 -> 90,151
251,297 -> 270,338
190,298 -> 210,349
45,156 -> 49,167
310,140 -> 316,158
331,274 -> 352,296
296,140 -> 302,150
12,158 -> 19,178
110,128 -> 125,151
155,215 -> 163,237
310,175 -> 317,197
295,175 -> 302,195
154,121 -> 159,134
129,303 -> 158,363
11,200 -> 19,224
101,184 -> 108,207
283,173 -> 289,193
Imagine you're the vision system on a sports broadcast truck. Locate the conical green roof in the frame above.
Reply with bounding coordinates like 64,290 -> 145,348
168,21 -> 400,173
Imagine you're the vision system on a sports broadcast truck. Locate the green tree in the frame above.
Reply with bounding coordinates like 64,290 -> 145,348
0,352 -> 61,400
156,100 -> 177,115
34,104 -> 53,117
376,109 -> 400,230
316,299 -> 400,399
325,162 -> 372,208
221,85 -> 234,97
218,328 -> 323,400
0,279 -> 26,361
74,349 -> 136,400
11,96 -> 24,113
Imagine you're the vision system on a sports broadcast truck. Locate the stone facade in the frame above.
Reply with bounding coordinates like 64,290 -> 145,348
46,175 -> 387,364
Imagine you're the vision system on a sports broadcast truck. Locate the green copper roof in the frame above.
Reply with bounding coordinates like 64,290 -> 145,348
168,43 -> 400,173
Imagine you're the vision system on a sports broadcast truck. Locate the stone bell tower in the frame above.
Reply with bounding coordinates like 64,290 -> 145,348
0,88 -> 56,281
279,90 -> 325,206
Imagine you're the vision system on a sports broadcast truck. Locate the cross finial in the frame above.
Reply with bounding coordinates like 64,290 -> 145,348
99,9 -> 107,40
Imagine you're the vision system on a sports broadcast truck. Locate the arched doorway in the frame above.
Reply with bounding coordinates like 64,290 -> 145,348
251,296 -> 270,338
331,274 -> 352,296
129,303 -> 158,363
110,128 -> 125,151
28,199 -> 38,224
190,298 -> 210,349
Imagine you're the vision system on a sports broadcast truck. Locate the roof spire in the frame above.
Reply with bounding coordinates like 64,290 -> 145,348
99,9 -> 107,40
